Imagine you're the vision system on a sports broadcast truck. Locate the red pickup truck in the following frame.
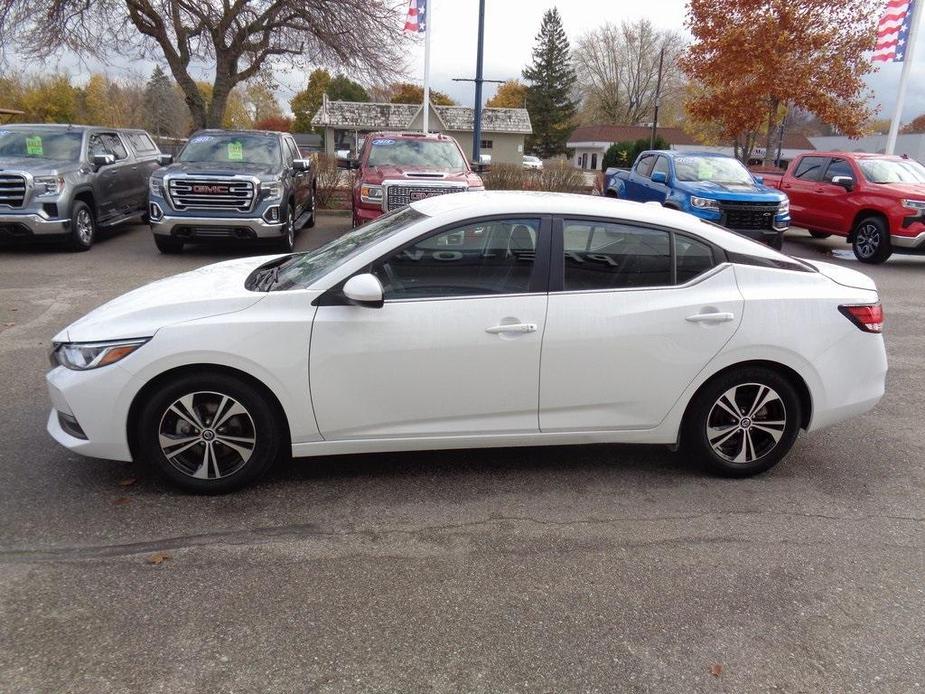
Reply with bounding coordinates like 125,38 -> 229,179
763,151 -> 925,263
347,131 -> 484,227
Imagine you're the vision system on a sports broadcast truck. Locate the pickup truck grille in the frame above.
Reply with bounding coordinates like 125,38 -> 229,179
168,178 -> 256,212
720,202 -> 780,231
385,184 -> 466,211
0,174 -> 27,208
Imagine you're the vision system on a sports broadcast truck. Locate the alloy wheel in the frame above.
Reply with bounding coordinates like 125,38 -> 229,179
854,223 -> 880,259
706,383 -> 787,464
157,391 -> 256,480
75,208 -> 94,245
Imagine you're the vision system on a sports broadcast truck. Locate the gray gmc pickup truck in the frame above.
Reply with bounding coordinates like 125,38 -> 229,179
148,130 -> 316,253
0,124 -> 161,251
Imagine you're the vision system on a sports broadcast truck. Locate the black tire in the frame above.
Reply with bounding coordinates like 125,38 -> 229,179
154,235 -> 184,254
809,231 -> 831,239
277,202 -> 295,252
682,366 -> 801,477
305,185 -> 316,229
768,233 -> 784,251
852,215 -> 892,264
68,200 -> 96,252
135,371 -> 284,493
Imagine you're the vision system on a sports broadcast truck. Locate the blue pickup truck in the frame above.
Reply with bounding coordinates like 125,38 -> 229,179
603,150 -> 790,249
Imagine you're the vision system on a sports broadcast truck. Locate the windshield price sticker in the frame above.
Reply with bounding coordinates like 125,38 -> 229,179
26,135 -> 44,156
227,141 -> 244,160
371,139 -> 396,146
190,135 -> 216,144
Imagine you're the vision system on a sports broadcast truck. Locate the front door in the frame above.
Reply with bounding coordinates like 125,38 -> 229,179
782,155 -> 830,230
310,216 -> 550,440
540,218 -> 744,431
812,157 -> 857,233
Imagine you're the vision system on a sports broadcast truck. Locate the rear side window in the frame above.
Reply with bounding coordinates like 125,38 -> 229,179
562,221 -> 671,290
127,132 -> 156,154
676,235 -> 716,283
793,156 -> 828,181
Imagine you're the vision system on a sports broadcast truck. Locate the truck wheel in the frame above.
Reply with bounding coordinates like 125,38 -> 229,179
852,216 -> 892,264
809,231 -> 831,239
305,186 -> 316,229
769,233 -> 784,251
68,201 -> 96,252
154,235 -> 184,254
277,203 -> 295,252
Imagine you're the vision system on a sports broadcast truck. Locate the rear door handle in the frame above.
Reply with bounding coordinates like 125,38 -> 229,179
486,323 -> 537,334
686,312 -> 734,323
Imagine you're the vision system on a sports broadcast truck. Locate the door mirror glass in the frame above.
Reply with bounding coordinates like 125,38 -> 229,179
831,175 -> 854,191
342,273 -> 384,308
157,154 -> 174,166
650,170 -> 668,184
293,158 -> 311,172
92,153 -> 115,169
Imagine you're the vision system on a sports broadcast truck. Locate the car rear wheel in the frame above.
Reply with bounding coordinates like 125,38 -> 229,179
682,367 -> 801,477
135,372 -> 282,493
852,216 -> 892,264
809,231 -> 831,239
154,235 -> 184,254
68,201 -> 95,252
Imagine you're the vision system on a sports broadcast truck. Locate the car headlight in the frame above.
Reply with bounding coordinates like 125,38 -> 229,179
52,338 -> 149,371
262,181 -> 283,200
901,199 -> 925,213
690,196 -> 720,210
777,198 -> 790,215
34,175 -> 65,197
149,177 -> 163,197
360,184 -> 383,204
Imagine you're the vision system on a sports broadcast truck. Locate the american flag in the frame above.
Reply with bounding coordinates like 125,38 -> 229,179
873,0 -> 917,62
404,0 -> 427,33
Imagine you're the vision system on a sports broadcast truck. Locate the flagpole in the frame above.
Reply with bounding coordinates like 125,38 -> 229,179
886,0 -> 922,154
422,0 -> 431,133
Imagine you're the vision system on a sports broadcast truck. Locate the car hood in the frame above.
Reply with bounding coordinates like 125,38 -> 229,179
57,255 -> 281,343
678,180 -> 785,201
365,164 -> 472,183
802,260 -> 877,292
161,161 -> 279,178
0,158 -> 78,174
870,182 -> 925,197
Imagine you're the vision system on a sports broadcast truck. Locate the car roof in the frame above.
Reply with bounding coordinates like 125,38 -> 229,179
369,131 -> 456,142
805,151 -> 906,161
409,191 -> 788,260
193,129 -> 283,137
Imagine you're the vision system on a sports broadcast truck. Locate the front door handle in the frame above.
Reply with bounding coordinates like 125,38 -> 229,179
686,312 -> 734,323
486,323 -> 537,334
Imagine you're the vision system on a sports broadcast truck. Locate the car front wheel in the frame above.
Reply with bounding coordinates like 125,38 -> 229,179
852,216 -> 892,264
136,372 -> 283,493
68,201 -> 96,252
682,367 -> 801,477
278,202 -> 295,252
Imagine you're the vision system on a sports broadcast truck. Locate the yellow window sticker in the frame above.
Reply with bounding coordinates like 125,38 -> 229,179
26,136 -> 44,156
227,141 -> 243,161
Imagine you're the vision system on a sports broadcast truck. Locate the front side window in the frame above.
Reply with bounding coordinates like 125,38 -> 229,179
793,156 -> 828,181
371,218 -> 541,299
89,133 -> 127,160
562,221 -> 671,290
652,156 -> 671,179
824,158 -> 853,181
636,155 -> 656,178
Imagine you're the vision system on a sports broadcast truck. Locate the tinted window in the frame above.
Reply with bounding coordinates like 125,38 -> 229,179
652,156 -> 671,179
636,155 -> 656,178
824,158 -> 853,181
284,138 -> 299,163
89,133 -> 127,160
562,221 -> 671,290
372,218 -> 540,299
793,156 -> 828,181
127,132 -> 156,154
676,235 -> 716,283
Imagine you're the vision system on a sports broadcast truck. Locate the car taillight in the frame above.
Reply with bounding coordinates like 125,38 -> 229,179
839,304 -> 883,333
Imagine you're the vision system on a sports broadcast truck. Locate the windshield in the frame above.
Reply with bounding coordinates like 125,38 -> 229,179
674,156 -> 755,185
271,206 -> 427,290
858,158 -> 925,184
366,138 -> 467,170
0,129 -> 83,162
179,133 -> 280,166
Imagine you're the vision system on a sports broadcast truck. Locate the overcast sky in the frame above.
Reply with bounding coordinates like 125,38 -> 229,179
9,0 -> 925,122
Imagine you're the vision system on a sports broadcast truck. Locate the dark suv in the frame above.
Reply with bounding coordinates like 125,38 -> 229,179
148,130 -> 316,253
0,124 -> 161,250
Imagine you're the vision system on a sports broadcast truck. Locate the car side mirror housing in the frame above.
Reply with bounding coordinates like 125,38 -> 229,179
157,154 -> 173,166
342,273 -> 384,308
752,174 -> 764,185
651,171 -> 668,184
92,153 -> 115,169
293,158 -> 311,172
831,175 -> 854,191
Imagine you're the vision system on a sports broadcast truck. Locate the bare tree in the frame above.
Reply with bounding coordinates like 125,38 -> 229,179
0,0 -> 409,128
574,19 -> 686,126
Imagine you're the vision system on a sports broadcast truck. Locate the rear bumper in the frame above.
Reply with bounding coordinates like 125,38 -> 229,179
151,213 -> 285,240
0,212 -> 69,237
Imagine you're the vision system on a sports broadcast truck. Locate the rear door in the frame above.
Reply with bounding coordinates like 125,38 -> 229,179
539,217 -> 744,431
283,136 -> 309,215
781,155 -> 829,229
124,131 -> 161,210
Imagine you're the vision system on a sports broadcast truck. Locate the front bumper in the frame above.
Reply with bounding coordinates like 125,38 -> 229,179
151,213 -> 285,240
0,212 -> 69,237
891,230 -> 925,250
354,204 -> 382,225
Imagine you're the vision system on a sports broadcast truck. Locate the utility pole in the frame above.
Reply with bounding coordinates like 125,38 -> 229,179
472,0 -> 486,163
650,46 -> 665,150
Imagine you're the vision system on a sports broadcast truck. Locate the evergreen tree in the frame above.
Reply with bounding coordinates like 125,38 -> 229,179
522,8 -> 577,159
290,69 -> 332,133
143,66 -> 186,138
327,74 -> 369,102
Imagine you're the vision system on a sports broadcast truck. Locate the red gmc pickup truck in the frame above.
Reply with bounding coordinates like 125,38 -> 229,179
347,131 -> 484,227
763,151 -> 925,263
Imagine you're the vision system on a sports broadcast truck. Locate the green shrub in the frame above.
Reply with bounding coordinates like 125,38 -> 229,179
602,136 -> 671,170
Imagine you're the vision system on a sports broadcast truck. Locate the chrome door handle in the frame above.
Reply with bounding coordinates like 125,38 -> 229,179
686,312 -> 734,323
486,323 -> 537,334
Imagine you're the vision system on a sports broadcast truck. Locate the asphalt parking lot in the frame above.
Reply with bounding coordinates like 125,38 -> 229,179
0,217 -> 923,693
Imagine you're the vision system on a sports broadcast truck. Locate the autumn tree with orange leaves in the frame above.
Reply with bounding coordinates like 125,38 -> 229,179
680,0 -> 879,164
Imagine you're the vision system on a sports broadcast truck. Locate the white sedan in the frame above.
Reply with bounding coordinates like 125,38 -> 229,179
47,192 -> 887,493
523,155 -> 543,170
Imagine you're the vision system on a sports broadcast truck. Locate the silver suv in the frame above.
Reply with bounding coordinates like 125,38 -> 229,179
0,124 -> 161,251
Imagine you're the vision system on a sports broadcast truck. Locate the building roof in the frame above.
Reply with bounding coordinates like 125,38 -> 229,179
312,99 -> 532,134
568,123 -> 816,151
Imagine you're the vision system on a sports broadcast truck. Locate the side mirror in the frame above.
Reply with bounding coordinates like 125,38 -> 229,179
831,175 -> 854,191
157,154 -> 173,166
92,153 -> 115,169
651,171 -> 668,184
293,158 -> 311,172
753,174 -> 764,185
342,273 -> 384,308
